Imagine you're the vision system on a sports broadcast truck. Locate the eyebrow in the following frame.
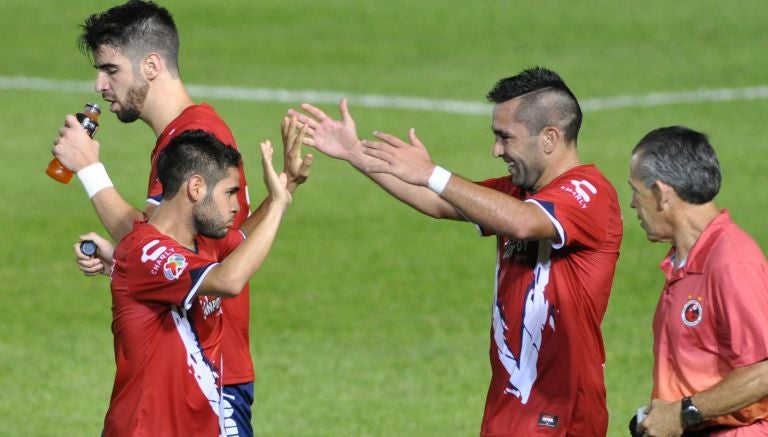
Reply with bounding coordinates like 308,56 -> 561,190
94,62 -> 119,71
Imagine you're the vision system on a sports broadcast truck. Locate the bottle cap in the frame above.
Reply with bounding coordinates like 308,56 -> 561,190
80,240 -> 98,257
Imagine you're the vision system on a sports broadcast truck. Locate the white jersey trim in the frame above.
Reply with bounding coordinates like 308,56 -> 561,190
525,199 -> 566,250
183,263 -> 219,310
171,307 -> 224,435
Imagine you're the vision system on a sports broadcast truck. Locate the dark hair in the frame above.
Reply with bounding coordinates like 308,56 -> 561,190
487,67 -> 582,142
157,130 -> 241,200
632,126 -> 721,204
78,0 -> 180,75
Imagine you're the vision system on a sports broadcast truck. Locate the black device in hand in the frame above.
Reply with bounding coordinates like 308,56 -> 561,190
80,240 -> 97,257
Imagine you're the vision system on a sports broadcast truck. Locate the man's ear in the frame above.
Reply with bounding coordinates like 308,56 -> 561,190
187,175 -> 207,202
140,53 -> 162,80
540,127 -> 561,154
653,180 -> 678,211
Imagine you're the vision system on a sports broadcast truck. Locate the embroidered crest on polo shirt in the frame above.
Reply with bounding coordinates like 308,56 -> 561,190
681,296 -> 703,327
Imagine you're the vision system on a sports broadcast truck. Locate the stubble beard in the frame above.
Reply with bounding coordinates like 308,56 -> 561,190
192,195 -> 228,240
116,77 -> 149,123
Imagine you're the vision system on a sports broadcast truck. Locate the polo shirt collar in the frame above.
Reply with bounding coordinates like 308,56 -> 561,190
660,209 -> 730,280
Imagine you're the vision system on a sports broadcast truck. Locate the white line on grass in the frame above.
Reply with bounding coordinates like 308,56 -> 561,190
2,75 -> 768,116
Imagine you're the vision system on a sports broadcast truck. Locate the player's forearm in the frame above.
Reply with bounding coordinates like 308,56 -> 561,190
440,175 -> 556,240
239,195 -> 272,237
345,149 -> 460,219
692,360 -> 768,420
201,202 -> 288,296
90,188 -> 147,241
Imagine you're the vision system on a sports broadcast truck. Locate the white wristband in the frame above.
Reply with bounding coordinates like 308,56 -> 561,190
77,163 -> 114,199
427,165 -> 452,195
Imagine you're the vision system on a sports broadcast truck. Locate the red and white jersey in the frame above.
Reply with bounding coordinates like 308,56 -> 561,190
104,221 -> 245,436
477,164 -> 622,436
653,210 -> 768,433
147,103 -> 255,385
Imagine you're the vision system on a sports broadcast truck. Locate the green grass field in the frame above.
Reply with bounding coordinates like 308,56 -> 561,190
1,0 -> 767,435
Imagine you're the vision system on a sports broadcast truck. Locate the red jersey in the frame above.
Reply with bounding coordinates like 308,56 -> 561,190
105,222 -> 245,436
148,103 -> 254,385
652,210 -> 768,433
477,164 -> 622,436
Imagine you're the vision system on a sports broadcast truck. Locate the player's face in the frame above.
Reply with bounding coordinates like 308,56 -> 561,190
629,156 -> 672,243
192,168 -> 240,239
92,45 -> 149,123
491,99 -> 546,192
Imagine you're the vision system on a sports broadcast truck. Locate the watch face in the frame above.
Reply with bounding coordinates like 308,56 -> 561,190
681,398 -> 702,426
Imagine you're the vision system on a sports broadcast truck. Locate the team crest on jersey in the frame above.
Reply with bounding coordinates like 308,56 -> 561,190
163,254 -> 188,280
681,296 -> 703,327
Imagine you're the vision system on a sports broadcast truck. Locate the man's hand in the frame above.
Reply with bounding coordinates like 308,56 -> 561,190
53,114 -> 102,173
74,232 -> 114,277
260,140 -> 291,208
638,399 -> 684,437
287,98 -> 363,164
360,128 -> 436,186
281,116 -> 313,193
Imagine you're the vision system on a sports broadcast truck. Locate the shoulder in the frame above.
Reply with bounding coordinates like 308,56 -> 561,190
707,220 -> 766,266
538,164 -> 619,209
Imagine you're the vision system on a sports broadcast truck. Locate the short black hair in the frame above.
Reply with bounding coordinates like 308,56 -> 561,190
157,129 -> 241,200
79,0 -> 180,75
487,67 -> 582,142
632,126 -> 721,204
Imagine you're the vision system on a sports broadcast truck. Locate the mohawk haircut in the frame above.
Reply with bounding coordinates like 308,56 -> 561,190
487,67 -> 583,143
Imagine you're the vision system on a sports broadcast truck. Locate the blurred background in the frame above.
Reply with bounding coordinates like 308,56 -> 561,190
1,0 -> 766,435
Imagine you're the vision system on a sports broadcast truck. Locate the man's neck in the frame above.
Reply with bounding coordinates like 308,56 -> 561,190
141,78 -> 196,137
533,146 -> 581,193
671,202 -> 720,262
148,201 -> 196,250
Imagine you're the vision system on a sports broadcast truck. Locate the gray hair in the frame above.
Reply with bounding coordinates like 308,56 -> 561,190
632,126 -> 721,204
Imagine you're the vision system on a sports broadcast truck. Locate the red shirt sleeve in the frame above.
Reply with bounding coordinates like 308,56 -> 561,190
123,234 -> 218,309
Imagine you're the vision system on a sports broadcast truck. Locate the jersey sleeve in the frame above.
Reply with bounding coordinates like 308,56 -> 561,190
528,175 -> 610,250
124,236 -> 218,310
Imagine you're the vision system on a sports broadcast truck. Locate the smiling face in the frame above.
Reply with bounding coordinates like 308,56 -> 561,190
92,44 -> 149,123
629,154 -> 673,243
192,168 -> 240,239
491,99 -> 547,191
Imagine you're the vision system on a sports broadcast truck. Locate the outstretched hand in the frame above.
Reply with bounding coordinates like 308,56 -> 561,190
260,140 -> 291,207
286,98 -> 362,163
281,116 -> 313,192
361,128 -> 436,186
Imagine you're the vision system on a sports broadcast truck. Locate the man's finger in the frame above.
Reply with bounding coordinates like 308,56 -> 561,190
372,130 -> 406,148
299,103 -> 329,122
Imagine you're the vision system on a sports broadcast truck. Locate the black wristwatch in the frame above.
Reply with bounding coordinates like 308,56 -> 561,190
680,396 -> 703,428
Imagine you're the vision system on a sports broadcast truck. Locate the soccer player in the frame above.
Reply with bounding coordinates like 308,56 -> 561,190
629,126 -> 768,436
51,1 -> 311,434
288,67 -> 623,436
92,129 -> 291,436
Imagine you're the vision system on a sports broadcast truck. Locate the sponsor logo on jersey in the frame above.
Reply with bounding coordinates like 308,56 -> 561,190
200,296 -> 222,319
163,254 -> 188,280
681,296 -> 703,327
559,179 -> 597,209
538,413 -> 559,428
